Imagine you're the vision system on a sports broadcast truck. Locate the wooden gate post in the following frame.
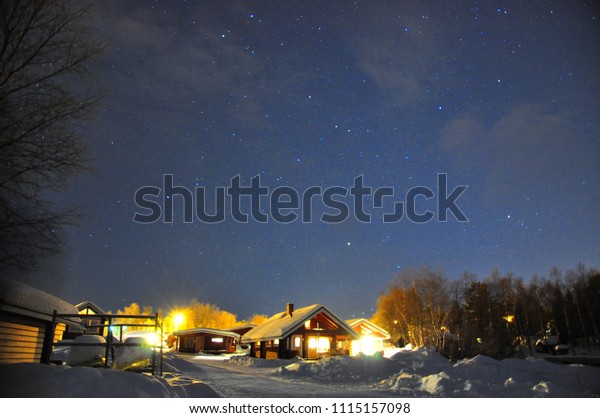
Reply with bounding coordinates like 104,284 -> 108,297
41,310 -> 57,364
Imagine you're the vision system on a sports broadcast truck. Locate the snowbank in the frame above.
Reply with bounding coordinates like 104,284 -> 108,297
274,347 -> 600,397
225,355 -> 298,368
425,354 -> 600,397
4,348 -> 599,398
275,353 -> 400,383
0,363 -> 219,398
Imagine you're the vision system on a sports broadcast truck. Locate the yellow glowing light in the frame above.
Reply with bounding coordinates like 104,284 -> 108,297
362,336 -> 377,355
317,337 -> 330,353
503,315 -> 515,323
144,332 -> 159,346
173,313 -> 185,331
353,335 -> 379,356
308,337 -> 330,353
124,331 -> 159,346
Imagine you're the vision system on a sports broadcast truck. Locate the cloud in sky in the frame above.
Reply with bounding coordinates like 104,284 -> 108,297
437,103 -> 599,206
94,3 -> 267,108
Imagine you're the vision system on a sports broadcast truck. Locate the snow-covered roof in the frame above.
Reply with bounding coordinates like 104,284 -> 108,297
241,304 -> 359,343
346,318 -> 391,339
0,278 -> 79,325
226,324 -> 257,333
75,301 -> 106,315
174,328 -> 240,339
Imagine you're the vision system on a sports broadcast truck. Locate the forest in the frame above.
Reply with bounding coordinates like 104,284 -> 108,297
372,264 -> 600,359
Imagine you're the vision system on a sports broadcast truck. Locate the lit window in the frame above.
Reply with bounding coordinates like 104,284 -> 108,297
308,337 -> 330,353
355,335 -> 378,355
294,337 -> 301,348
211,337 -> 223,343
305,320 -> 311,329
317,337 -> 330,353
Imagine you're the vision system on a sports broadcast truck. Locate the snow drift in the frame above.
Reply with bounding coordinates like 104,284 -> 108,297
225,355 -> 297,368
274,347 -> 600,397
0,362 -> 219,398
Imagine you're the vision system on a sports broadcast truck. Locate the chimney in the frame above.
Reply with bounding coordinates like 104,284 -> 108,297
286,303 -> 294,317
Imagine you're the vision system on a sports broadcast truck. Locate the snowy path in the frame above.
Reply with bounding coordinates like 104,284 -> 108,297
165,354 -> 397,398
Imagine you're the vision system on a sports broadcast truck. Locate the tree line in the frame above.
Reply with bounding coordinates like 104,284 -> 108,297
371,264 -> 600,359
115,264 -> 599,360
114,300 -> 268,335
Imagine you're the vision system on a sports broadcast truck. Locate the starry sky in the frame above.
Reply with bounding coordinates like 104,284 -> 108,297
26,1 -> 600,320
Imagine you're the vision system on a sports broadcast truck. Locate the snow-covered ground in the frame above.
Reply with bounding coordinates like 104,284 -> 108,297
1,347 -> 599,397
0,360 -> 219,397
273,348 -> 600,397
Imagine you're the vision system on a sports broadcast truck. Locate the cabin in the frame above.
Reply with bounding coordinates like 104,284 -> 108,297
241,303 -> 360,359
63,301 -> 108,339
174,328 -> 240,354
75,301 -> 107,334
0,278 -> 81,364
346,318 -> 391,356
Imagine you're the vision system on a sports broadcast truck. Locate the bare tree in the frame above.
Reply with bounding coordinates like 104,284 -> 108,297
0,0 -> 102,272
372,267 -> 450,348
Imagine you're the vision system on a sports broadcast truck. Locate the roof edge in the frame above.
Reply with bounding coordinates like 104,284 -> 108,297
174,328 -> 240,339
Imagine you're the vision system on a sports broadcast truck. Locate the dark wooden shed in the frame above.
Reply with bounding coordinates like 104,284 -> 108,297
174,328 -> 240,354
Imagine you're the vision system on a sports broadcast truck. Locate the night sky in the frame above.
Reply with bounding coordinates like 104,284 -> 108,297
26,1 -> 600,320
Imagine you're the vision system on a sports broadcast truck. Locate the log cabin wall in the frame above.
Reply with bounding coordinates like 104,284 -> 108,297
0,313 -> 44,364
0,312 -> 65,364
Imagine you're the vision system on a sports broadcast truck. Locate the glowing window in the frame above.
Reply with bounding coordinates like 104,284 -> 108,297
358,335 -> 378,355
308,337 -> 330,353
305,320 -> 311,329
294,337 -> 301,348
317,337 -> 330,353
211,337 -> 224,343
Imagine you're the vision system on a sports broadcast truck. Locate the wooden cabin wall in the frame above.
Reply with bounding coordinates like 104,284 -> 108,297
0,313 -> 67,364
0,313 -> 45,364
